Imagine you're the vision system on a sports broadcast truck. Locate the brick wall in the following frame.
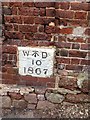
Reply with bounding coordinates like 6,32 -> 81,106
1,1 -> 89,88
1,1 -> 90,118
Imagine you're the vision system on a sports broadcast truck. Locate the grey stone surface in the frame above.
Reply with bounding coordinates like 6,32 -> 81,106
24,93 -> 37,104
12,99 -> 27,109
45,91 -> 65,103
2,96 -> 11,108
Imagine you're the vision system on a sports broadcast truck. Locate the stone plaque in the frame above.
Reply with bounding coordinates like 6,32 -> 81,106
18,47 -> 56,78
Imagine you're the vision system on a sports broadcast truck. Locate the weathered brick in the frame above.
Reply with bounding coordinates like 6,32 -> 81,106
71,59 -> 80,65
74,12 -> 87,19
5,24 -> 13,31
9,2 -> 23,7
85,28 -> 90,35
35,17 -> 55,25
40,8 -> 46,16
2,2 -> 9,7
38,25 -> 44,32
45,26 -> 60,34
56,57 -> 70,64
81,80 -> 89,93
59,77 -> 78,90
3,7 -> 12,15
24,33 -> 34,40
56,10 -> 74,19
35,2 -> 55,8
23,2 -> 34,7
55,42 -> 71,49
18,7 -> 39,16
81,59 -> 90,65
60,49 -> 68,57
66,94 -> 90,103
46,8 -> 55,17
13,24 -> 18,31
4,16 -> 22,24
72,43 -> 80,49
34,33 -> 48,40
60,28 -> 73,34
23,16 -> 35,24
55,2 -> 70,9
11,7 -> 18,15
71,2 -> 90,11
81,44 -> 89,50
69,50 -> 87,58
5,31 -> 23,39
2,45 -> 17,54
19,25 -> 37,33
66,65 -> 83,71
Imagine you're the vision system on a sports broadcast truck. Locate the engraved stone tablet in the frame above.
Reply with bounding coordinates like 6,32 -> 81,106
18,47 -> 56,78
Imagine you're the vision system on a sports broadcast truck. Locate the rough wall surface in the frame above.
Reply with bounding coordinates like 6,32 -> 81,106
1,0 -> 90,118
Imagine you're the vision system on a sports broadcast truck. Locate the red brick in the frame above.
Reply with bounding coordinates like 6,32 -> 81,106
9,2 -> 23,7
59,77 -> 78,90
19,25 -> 37,33
85,28 -> 90,35
81,59 -> 90,65
56,10 -> 74,19
46,9 -> 55,17
71,59 -> 80,65
81,44 -> 89,50
7,67 -> 17,74
74,12 -> 87,19
72,38 -> 86,43
4,16 -> 22,24
11,7 -> 18,15
40,8 -> 46,16
34,33 -> 48,40
55,42 -> 71,49
23,16 -> 34,24
5,31 -> 23,39
72,43 -> 80,49
2,45 -> 17,54
56,57 -> 70,64
23,2 -> 34,7
19,75 -> 55,87
2,73 -> 13,80
18,7 -> 39,16
45,26 -> 60,34
2,53 -> 8,61
35,2 -> 55,8
69,50 -> 87,58
58,36 -> 66,42
71,2 -> 90,11
55,2 -> 70,9
38,25 -> 44,32
35,17 -> 55,25
2,2 -> 9,7
66,65 -> 83,71
66,94 -> 90,103
60,19 -> 88,27
5,24 -> 13,31
13,24 -> 18,31
60,49 -> 68,57
60,28 -> 73,34
24,33 -> 34,40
